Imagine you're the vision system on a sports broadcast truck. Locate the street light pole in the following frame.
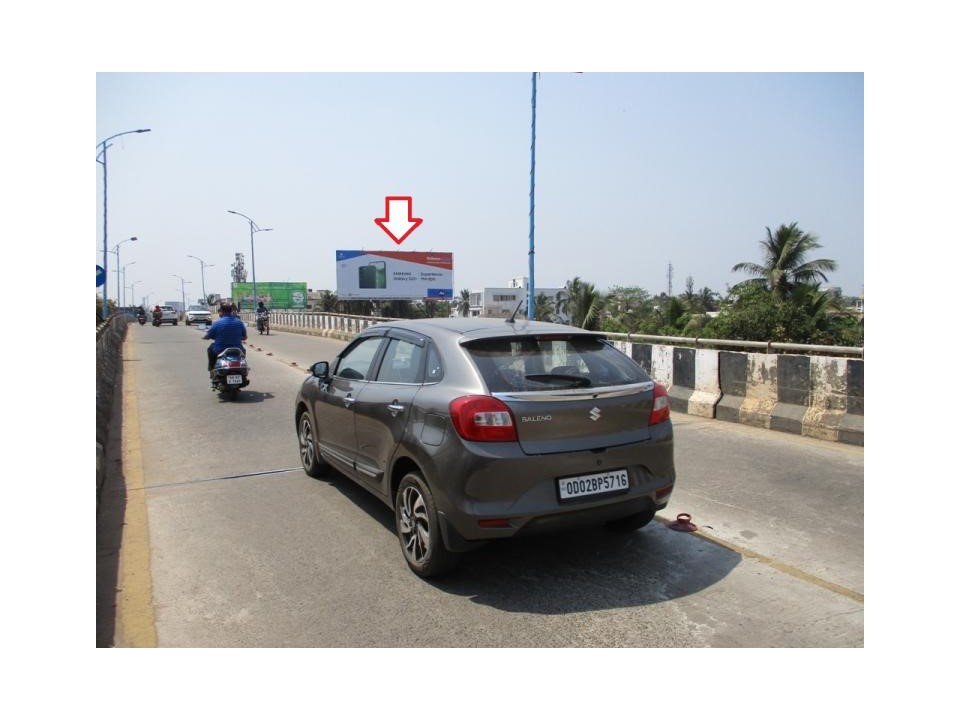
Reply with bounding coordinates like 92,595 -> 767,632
187,255 -> 214,306
129,280 -> 141,308
122,261 -> 136,307
172,274 -> 191,318
228,210 -> 273,312
97,129 -> 150,320
113,236 -> 137,307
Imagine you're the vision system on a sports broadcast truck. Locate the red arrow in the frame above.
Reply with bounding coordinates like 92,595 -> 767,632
374,196 -> 423,245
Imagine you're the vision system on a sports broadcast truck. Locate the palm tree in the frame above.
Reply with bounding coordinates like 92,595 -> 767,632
558,277 -> 602,330
456,288 -> 472,317
533,293 -> 554,321
732,222 -> 837,300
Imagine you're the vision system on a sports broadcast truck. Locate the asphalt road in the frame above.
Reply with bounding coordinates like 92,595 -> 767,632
102,320 -> 863,647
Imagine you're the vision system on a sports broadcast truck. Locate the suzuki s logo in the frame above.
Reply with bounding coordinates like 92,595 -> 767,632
589,407 -> 601,421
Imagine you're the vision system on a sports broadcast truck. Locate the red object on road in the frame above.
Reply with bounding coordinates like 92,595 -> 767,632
668,513 -> 698,532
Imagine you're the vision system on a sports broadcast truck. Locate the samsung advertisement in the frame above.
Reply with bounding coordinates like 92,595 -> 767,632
336,250 -> 454,300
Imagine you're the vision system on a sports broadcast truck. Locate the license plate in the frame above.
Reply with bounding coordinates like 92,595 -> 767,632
558,469 -> 629,501
226,374 -> 243,385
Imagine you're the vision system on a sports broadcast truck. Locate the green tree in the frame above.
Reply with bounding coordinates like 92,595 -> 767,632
679,276 -> 720,314
601,286 -> 654,333
338,299 -> 373,316
317,290 -> 338,312
704,282 -> 860,345
96,296 -> 116,324
557,277 -> 603,330
378,300 -> 416,319
417,300 -> 450,318
454,288 -> 472,317
732,222 -> 837,300
697,286 -> 720,313
532,293 -> 555,321
702,284 -> 791,341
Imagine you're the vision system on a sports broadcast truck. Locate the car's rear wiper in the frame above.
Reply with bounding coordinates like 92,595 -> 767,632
524,373 -> 592,388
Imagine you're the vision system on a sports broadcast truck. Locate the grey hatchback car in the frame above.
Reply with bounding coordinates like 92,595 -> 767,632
295,318 -> 675,577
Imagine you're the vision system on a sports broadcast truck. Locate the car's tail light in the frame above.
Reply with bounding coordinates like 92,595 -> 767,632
649,383 -> 670,425
449,395 -> 517,442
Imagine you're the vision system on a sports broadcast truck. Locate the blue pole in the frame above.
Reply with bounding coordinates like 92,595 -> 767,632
527,72 -> 537,320
101,143 -> 109,320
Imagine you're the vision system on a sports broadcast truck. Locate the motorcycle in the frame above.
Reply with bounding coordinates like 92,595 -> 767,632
137,313 -> 146,325
152,310 -> 162,327
210,347 -> 250,400
256,311 -> 270,335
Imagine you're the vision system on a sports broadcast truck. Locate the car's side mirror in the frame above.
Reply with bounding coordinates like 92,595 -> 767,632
311,361 -> 330,380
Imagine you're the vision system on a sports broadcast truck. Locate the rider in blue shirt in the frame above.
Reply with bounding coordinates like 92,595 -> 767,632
203,303 -> 248,373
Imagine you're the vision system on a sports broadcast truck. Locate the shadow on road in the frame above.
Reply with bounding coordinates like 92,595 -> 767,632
214,390 -> 275,403
315,469 -> 741,615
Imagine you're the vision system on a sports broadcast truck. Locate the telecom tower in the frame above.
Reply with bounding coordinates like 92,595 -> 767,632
231,253 -> 247,283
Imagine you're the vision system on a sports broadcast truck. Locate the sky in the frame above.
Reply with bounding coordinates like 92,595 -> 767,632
95,72 -> 863,307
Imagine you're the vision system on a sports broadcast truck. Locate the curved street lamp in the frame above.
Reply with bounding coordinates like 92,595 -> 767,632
228,210 -> 272,312
187,254 -> 215,306
97,129 -> 150,319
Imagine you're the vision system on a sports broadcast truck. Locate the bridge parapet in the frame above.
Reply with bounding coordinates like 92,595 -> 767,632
245,313 -> 864,445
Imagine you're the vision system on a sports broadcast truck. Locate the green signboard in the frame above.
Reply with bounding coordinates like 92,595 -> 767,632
231,282 -> 308,310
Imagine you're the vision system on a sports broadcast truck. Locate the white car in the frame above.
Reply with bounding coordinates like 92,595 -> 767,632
184,305 -> 212,325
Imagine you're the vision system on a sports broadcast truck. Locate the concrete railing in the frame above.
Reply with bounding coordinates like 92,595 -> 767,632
209,311 -> 868,445
96,314 -> 129,511
240,310 -> 391,341
609,338 -> 863,445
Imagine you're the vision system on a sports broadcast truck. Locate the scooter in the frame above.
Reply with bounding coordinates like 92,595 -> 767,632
152,310 -> 162,327
210,347 -> 250,401
137,313 -> 146,325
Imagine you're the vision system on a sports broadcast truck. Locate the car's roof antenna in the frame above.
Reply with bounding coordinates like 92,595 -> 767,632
506,300 -> 525,324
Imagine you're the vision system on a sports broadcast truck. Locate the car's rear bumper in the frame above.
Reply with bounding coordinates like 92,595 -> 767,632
414,421 -> 675,547
437,495 -> 666,551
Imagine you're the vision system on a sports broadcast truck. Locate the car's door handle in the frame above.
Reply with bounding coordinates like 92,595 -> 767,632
387,402 -> 405,416
343,395 -> 356,408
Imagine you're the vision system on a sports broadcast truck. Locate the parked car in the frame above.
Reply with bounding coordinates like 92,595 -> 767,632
184,305 -> 212,325
294,318 -> 675,578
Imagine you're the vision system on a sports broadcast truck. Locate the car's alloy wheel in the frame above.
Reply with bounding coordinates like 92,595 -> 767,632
395,472 -> 458,578
298,412 -> 327,478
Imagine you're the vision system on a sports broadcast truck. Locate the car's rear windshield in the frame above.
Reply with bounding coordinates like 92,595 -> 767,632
464,335 -> 649,392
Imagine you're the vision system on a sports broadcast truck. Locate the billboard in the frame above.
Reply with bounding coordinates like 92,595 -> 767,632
231,282 -> 308,310
336,250 -> 453,301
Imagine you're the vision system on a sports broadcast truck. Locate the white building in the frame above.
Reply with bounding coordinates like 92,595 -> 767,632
469,277 -> 568,321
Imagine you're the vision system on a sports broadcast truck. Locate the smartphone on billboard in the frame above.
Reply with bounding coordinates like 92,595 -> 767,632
359,261 -> 387,289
